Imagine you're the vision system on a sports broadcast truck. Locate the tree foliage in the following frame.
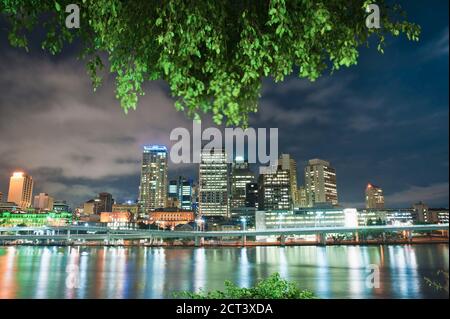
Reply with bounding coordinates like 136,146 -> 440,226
174,272 -> 315,299
0,0 -> 420,126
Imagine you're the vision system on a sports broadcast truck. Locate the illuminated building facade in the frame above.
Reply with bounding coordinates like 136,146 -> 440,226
149,210 -> 195,229
100,211 -> 134,229
178,177 -> 193,210
255,208 -> 358,230
304,159 -> 338,207
199,149 -> 230,217
112,203 -> 140,218
139,145 -> 168,213
365,183 -> 385,209
230,158 -> 255,209
296,186 -> 308,208
7,172 -> 34,209
279,154 -> 299,206
256,208 -> 415,231
0,211 -> 72,227
33,193 -> 54,211
245,183 -> 258,208
258,166 -> 292,210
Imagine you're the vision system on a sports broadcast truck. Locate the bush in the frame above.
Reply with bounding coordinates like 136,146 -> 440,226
174,273 -> 315,299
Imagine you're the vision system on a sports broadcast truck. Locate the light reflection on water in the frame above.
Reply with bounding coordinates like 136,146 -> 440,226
0,244 -> 448,299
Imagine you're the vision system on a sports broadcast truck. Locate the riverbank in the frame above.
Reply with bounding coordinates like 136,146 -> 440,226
1,236 -> 447,247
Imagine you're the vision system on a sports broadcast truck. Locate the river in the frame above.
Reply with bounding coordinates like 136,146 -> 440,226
0,244 -> 448,299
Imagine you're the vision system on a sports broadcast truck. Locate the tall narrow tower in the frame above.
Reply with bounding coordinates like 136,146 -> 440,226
304,159 -> 338,207
7,171 -> 34,209
139,145 -> 168,213
199,149 -> 230,217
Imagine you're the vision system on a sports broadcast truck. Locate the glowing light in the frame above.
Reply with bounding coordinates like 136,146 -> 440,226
12,172 -> 24,178
344,208 -> 359,228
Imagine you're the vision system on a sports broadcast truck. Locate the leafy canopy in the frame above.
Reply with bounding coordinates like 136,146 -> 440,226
1,0 -> 420,126
174,272 -> 316,299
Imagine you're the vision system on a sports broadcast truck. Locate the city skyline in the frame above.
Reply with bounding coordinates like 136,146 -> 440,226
0,1 -> 448,209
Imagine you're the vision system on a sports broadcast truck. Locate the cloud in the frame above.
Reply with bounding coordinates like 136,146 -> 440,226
0,50 -> 199,204
421,27 -> 449,61
385,183 -> 449,207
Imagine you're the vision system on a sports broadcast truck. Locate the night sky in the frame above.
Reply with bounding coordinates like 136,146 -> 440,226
0,1 -> 448,209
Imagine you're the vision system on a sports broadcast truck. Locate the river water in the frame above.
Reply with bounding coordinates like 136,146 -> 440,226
0,244 -> 448,299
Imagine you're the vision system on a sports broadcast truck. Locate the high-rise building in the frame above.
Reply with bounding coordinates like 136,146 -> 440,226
167,177 -> 193,210
279,154 -> 298,206
139,145 -> 168,213
297,186 -> 308,208
230,157 -> 255,209
199,149 -> 230,217
258,166 -> 291,210
304,159 -> 338,207
7,172 -> 34,209
0,192 -> 3,202
98,192 -> 114,212
33,193 -> 54,211
245,183 -> 258,208
178,177 -> 193,210
83,198 -> 101,215
365,183 -> 384,209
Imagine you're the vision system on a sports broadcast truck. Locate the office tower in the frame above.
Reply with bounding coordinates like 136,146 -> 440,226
167,179 -> 180,208
245,183 -> 258,208
258,166 -> 291,210
178,177 -> 193,210
33,193 -> 54,211
297,186 -> 308,208
230,157 -> 255,209
139,145 -> 168,213
7,172 -> 34,209
168,180 -> 178,199
279,154 -> 298,206
83,198 -> 101,215
98,192 -> 114,212
199,149 -> 230,217
0,192 -> 3,202
304,159 -> 338,207
365,183 -> 385,209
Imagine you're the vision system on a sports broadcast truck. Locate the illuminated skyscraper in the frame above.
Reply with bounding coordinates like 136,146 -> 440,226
297,186 -> 308,208
304,159 -> 338,207
365,183 -> 384,209
279,154 -> 299,206
139,145 -> 168,213
230,157 -> 255,209
178,177 -> 193,210
199,149 -> 229,217
258,166 -> 292,210
245,183 -> 258,208
7,172 -> 34,209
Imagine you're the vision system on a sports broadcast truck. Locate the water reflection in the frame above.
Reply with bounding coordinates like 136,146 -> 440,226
0,244 -> 447,299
